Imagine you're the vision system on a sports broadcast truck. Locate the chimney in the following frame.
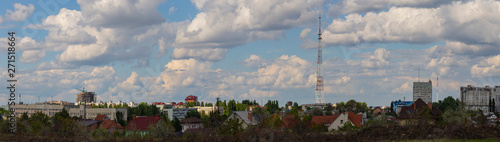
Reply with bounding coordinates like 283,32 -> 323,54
248,112 -> 253,122
133,115 -> 137,120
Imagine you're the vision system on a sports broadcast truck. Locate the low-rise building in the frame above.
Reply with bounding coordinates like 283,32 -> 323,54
311,111 -> 364,131
224,111 -> 259,129
398,98 -> 442,126
180,117 -> 203,133
125,115 -> 162,136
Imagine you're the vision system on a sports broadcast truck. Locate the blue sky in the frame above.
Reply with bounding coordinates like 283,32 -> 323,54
1,0 -> 500,107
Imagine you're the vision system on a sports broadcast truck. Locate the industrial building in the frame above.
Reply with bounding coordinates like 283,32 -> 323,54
68,105 -> 127,121
11,103 -> 127,121
460,85 -> 499,112
413,80 -> 432,103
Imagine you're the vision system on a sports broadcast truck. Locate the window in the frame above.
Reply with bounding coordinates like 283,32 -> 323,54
340,120 -> 343,124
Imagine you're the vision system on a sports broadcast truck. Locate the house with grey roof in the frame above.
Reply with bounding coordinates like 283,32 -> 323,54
224,111 -> 259,128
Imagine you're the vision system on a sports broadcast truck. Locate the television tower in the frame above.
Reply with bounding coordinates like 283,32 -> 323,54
437,76 -> 439,102
315,16 -> 324,104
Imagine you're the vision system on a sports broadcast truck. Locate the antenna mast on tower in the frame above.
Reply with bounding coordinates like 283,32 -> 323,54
437,76 -> 439,102
315,15 -> 324,104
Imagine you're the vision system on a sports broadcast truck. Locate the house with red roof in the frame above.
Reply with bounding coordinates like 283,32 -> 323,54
311,111 -> 364,131
94,115 -> 110,121
99,119 -> 124,134
185,95 -> 198,103
125,115 -> 162,135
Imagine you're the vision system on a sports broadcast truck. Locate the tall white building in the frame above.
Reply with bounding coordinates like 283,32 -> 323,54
460,85 -> 498,112
413,80 -> 432,103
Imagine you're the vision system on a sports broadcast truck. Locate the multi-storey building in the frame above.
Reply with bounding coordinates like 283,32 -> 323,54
12,103 -> 78,117
163,108 -> 197,120
68,105 -> 127,121
413,80 -> 432,103
12,103 -> 127,121
76,92 -> 96,103
460,85 -> 498,112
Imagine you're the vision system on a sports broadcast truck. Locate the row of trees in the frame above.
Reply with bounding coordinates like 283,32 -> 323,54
184,101 -> 214,107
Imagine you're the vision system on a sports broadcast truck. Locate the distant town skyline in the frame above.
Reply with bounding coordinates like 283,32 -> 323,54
2,0 -> 500,106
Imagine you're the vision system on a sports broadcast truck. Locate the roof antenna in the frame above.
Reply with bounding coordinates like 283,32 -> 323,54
418,67 -> 420,82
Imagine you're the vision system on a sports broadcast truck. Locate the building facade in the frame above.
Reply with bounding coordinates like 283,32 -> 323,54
460,85 -> 498,112
12,103 -> 78,118
163,108 -> 197,120
68,105 -> 127,121
76,92 -> 96,103
12,103 -> 127,121
413,80 -> 432,103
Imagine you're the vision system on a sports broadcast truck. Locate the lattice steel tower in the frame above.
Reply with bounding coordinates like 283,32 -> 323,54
316,16 -> 324,104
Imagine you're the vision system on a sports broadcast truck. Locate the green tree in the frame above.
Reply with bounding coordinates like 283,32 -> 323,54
52,108 -> 70,124
116,111 -> 126,127
338,121 -> 358,132
20,112 -> 29,121
292,102 -> 299,111
218,118 -> 243,135
172,117 -> 182,132
29,111 -> 51,135
148,120 -> 175,139
185,110 -> 201,119
312,108 -> 323,116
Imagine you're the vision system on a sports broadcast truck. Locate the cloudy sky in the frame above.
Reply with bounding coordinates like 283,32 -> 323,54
1,0 -> 499,106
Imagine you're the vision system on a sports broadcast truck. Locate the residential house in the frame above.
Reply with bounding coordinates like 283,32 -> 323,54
79,120 -> 100,131
180,117 -> 203,133
311,111 -> 364,131
99,119 -> 124,134
398,98 -> 442,126
225,111 -> 258,128
94,115 -> 110,121
125,115 -> 162,136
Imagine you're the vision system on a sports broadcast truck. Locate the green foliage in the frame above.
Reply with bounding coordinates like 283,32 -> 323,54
202,110 -> 224,128
312,108 -> 323,116
148,120 -> 175,139
172,117 -> 182,132
241,99 -> 259,105
52,108 -> 70,124
56,118 -> 86,139
311,123 -> 328,132
337,100 -> 368,113
28,112 -> 51,135
265,100 -> 280,114
218,118 -> 243,135
292,102 -> 299,111
20,112 -> 28,121
116,111 -> 126,127
127,103 -> 161,122
185,110 -> 201,119
440,104 -> 469,125
366,114 -> 393,127
435,96 -> 459,112
338,121 -> 358,132
92,128 -> 110,140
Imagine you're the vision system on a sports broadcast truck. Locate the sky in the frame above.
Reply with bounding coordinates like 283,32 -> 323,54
1,0 -> 500,107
